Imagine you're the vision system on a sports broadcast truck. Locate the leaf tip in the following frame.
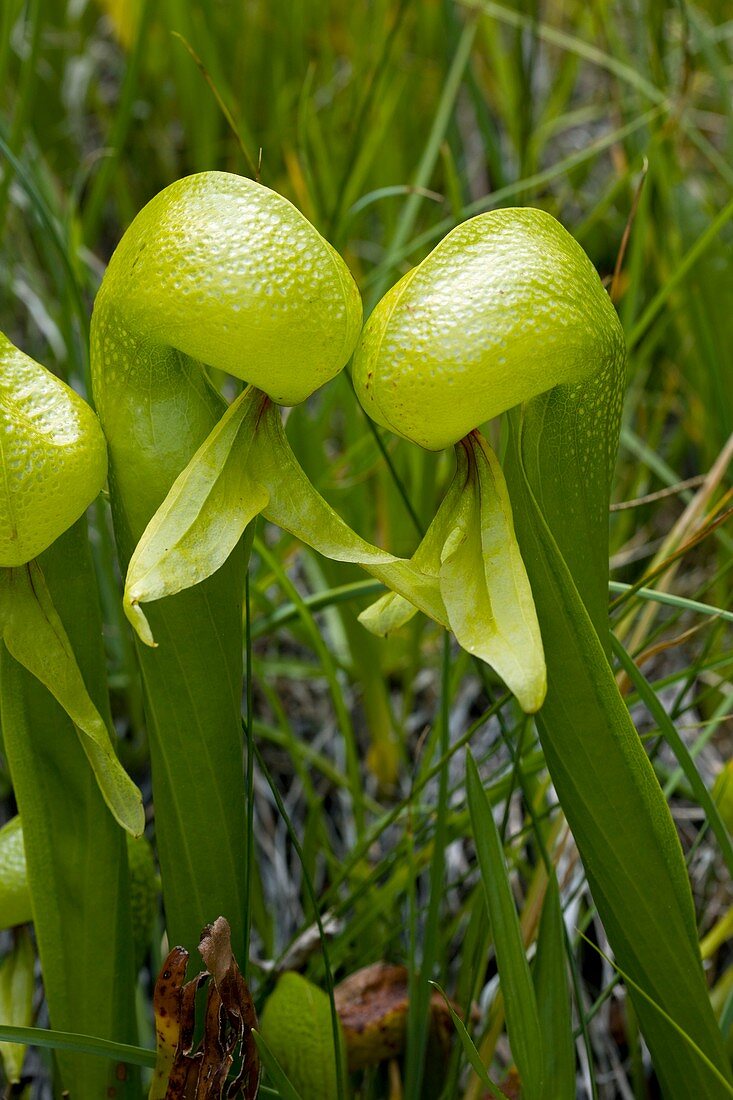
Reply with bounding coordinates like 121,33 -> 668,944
123,590 -> 157,648
125,800 -> 146,840
99,779 -> 145,838
517,669 -> 547,714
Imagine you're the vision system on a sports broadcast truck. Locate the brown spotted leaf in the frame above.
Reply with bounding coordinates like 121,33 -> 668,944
149,918 -> 260,1100
198,916 -> 261,1099
334,962 -> 458,1071
150,948 -> 190,1099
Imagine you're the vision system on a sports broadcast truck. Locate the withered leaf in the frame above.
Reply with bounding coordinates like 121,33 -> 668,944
334,962 -> 459,1071
150,947 -> 190,1099
149,917 -> 260,1100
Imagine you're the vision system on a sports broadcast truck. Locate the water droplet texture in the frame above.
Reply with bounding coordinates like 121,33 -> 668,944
0,334 -> 107,566
353,208 -> 624,451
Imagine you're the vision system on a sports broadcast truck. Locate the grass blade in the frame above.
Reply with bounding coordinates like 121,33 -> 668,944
611,634 -> 733,877
429,981 -> 509,1100
0,1025 -> 155,1068
466,750 -> 545,1099
578,933 -> 733,1098
532,877 -> 575,1099
404,634 -> 452,1099
372,13 -> 478,301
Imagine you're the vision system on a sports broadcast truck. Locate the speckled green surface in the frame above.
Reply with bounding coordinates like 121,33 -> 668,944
93,170 -> 361,411
0,334 -> 107,566
89,171 -> 364,962
352,207 -> 624,451
92,171 -> 363,542
260,972 -> 344,1100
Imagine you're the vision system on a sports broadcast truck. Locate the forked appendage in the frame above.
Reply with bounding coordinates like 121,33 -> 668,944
123,387 -> 447,646
361,431 -> 546,714
125,399 -> 545,713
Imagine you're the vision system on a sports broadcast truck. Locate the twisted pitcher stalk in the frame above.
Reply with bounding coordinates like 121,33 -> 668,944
352,209 -> 731,1097
90,171 -> 363,957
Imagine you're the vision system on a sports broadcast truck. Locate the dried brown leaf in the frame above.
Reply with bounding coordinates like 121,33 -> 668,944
150,918 -> 260,1100
334,962 -> 458,1071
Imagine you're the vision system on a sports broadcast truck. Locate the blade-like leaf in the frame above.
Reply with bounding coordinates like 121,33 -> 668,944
0,1024 -> 155,1068
0,562 -> 143,836
429,981 -> 509,1100
0,522 -> 140,1096
577,932 -> 733,1098
466,750 -> 545,1099
532,877 -> 575,1099
612,634 -> 733,878
506,412 -> 733,1097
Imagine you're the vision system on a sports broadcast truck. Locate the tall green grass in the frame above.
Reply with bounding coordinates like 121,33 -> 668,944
0,0 -> 731,1096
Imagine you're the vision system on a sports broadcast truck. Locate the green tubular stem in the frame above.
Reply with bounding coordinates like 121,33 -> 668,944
506,408 -> 732,1096
0,520 -> 139,1097
132,555 -> 247,960
93,333 -> 248,960
512,353 -> 624,649
91,173 -> 362,961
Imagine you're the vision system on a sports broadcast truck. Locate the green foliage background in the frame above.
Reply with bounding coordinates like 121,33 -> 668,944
0,1 -> 732,1096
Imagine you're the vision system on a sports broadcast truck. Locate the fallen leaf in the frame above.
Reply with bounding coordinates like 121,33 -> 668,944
334,962 -> 458,1071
